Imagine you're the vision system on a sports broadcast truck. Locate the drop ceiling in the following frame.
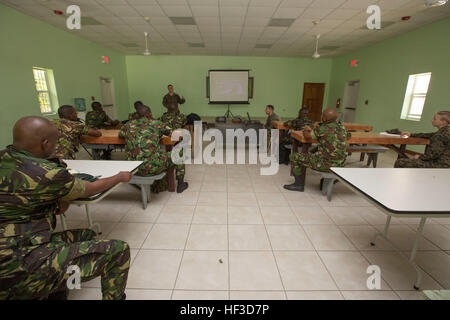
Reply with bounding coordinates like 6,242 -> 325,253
2,0 -> 449,57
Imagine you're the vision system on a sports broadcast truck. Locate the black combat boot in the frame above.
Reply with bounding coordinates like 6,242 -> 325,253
283,175 -> 304,192
177,178 -> 189,193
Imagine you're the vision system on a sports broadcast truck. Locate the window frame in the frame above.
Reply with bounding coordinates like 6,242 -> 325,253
400,72 -> 432,122
32,67 -> 59,115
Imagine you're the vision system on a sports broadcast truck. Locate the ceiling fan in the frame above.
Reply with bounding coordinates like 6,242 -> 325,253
143,32 -> 151,56
312,34 -> 321,59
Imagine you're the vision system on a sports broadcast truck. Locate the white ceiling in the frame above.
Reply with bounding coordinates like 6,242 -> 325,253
2,0 -> 450,57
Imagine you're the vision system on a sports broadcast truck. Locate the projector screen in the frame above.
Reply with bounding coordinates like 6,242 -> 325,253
209,70 -> 249,104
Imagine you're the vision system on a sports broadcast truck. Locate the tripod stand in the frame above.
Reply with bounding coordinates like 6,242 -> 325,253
224,104 -> 234,119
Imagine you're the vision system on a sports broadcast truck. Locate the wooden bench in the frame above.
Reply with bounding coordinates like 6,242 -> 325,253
129,173 -> 166,209
346,145 -> 388,168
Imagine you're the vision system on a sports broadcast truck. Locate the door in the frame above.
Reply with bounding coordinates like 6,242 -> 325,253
342,80 -> 360,123
100,77 -> 116,120
302,83 -> 325,122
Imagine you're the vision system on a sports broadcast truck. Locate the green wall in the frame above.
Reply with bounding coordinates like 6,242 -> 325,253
328,17 -> 450,147
125,55 -> 332,119
0,3 -> 130,148
2,2 -> 449,152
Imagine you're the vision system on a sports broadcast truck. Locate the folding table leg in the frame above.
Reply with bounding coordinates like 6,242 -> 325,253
371,215 -> 391,246
410,217 -> 426,290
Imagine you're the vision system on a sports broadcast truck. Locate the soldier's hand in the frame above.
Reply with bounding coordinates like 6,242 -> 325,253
303,125 -> 312,132
413,154 -> 421,159
401,131 -> 410,137
117,171 -> 132,183
56,200 -> 70,215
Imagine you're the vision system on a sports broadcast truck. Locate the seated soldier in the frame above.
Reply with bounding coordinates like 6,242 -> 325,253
0,116 -> 132,300
128,101 -> 144,121
85,101 -> 120,129
284,108 -> 349,192
119,106 -> 189,193
395,111 -> 449,168
159,103 -> 187,130
53,105 -> 101,159
280,107 -> 314,165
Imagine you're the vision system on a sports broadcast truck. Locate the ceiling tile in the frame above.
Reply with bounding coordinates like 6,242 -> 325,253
221,17 -> 245,26
131,5 -> 166,17
220,6 -> 247,17
249,0 -> 282,6
219,0 -> 249,7
246,6 -> 277,17
273,7 -> 306,19
187,0 -> 219,5
308,0 -> 347,9
279,0 -> 313,8
300,8 -> 334,19
107,5 -> 140,17
325,8 -> 362,20
190,6 -> 219,17
161,5 -> 192,16
195,17 -> 221,25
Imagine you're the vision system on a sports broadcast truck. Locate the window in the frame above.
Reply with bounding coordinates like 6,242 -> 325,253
32,67 -> 59,114
400,72 -> 432,121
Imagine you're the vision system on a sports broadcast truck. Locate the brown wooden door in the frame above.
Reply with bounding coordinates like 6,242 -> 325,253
302,83 -> 325,121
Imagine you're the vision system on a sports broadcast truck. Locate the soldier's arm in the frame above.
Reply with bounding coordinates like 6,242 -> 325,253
420,133 -> 445,161
163,95 -> 169,108
118,124 -> 128,139
178,95 -> 186,104
82,172 -> 132,197
88,128 -> 101,137
411,132 -> 434,139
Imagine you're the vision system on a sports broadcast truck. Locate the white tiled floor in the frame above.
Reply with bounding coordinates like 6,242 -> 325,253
64,150 -> 450,300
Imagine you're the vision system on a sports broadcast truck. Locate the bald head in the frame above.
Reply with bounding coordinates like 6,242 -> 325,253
322,108 -> 338,123
13,116 -> 59,158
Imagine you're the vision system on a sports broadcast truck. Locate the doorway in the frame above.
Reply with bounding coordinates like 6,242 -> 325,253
100,77 -> 117,120
342,80 -> 360,123
302,83 -> 325,121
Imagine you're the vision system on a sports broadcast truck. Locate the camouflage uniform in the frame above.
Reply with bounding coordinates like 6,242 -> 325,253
119,118 -> 185,179
52,119 -> 90,159
159,111 -> 187,131
395,126 -> 449,168
0,146 -> 130,300
265,112 -> 280,129
128,112 -> 140,121
290,121 -> 349,173
282,116 -> 314,146
162,93 -> 185,110
85,110 -> 114,129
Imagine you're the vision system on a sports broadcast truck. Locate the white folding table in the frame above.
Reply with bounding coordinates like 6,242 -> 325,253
61,160 -> 143,233
330,168 -> 450,290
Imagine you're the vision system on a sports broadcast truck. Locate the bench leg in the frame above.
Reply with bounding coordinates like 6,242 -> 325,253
321,178 -> 328,195
373,154 -> 378,168
85,205 -> 102,235
360,153 -> 365,162
326,178 -> 335,202
147,185 -> 151,204
140,184 -> 148,210
60,214 -> 68,231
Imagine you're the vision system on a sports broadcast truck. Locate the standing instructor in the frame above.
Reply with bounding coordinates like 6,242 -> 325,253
162,84 -> 185,112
